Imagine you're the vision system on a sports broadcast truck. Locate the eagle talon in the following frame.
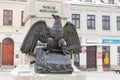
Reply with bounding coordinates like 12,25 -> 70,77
62,50 -> 66,56
63,53 -> 66,56
46,50 -> 49,54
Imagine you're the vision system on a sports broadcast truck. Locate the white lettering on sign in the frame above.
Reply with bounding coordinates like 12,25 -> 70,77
40,5 -> 58,13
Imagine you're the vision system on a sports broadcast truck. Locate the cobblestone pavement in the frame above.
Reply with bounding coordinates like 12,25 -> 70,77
0,71 -> 120,80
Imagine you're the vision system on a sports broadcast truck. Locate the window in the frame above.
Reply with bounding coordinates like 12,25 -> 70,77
21,11 -> 25,26
117,16 -> 120,31
102,46 -> 110,64
72,14 -> 80,28
85,0 -> 92,2
108,0 -> 114,4
102,16 -> 110,30
87,15 -> 95,29
3,10 -> 13,25
3,38 -> 13,44
117,46 -> 120,65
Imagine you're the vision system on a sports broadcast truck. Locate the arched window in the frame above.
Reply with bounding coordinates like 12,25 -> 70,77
3,38 -> 13,44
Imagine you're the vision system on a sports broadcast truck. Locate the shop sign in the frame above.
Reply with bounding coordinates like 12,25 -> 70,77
86,38 -> 101,44
97,52 -> 102,59
102,39 -> 120,44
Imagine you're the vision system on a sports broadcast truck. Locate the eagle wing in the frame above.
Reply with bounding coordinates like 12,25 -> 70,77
63,22 -> 81,54
20,20 -> 50,55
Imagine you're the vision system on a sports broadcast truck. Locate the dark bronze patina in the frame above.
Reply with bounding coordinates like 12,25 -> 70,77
20,14 -> 81,73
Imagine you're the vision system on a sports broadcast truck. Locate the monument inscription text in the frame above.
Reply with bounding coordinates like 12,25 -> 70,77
40,5 -> 58,13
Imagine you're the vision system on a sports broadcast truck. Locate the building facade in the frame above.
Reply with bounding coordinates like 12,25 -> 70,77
0,0 -> 26,67
69,0 -> 120,69
1,0 -> 120,70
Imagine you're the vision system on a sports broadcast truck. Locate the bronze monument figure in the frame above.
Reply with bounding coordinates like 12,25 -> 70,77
20,14 -> 81,73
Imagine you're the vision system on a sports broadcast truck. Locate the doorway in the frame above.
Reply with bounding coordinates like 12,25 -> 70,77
87,46 -> 97,68
2,38 -> 14,65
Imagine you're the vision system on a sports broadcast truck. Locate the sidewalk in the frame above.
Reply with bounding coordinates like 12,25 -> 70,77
0,72 -> 11,80
82,71 -> 120,80
0,70 -> 120,80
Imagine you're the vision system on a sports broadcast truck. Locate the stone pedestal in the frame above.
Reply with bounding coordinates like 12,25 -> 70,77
11,64 -> 86,80
33,73 -> 85,80
11,70 -> 86,80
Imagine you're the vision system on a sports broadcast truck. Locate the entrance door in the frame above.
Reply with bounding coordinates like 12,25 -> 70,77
87,46 -> 97,68
102,46 -> 110,68
2,38 -> 14,65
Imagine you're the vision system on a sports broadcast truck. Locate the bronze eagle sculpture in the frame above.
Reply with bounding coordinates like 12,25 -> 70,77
20,14 -> 81,56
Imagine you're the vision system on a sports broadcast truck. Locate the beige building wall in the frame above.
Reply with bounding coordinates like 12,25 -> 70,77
0,0 -> 26,67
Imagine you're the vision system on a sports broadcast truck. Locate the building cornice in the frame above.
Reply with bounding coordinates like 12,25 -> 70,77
0,0 -> 27,5
66,1 -> 120,9
70,3 -> 120,9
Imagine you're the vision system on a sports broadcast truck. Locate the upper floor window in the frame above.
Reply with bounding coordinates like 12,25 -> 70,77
21,11 -> 25,26
85,0 -> 92,2
117,16 -> 120,31
108,0 -> 114,4
87,15 -> 95,29
72,14 -> 80,29
3,10 -> 13,26
102,16 -> 110,30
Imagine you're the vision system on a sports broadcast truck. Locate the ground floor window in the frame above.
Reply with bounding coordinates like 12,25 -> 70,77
117,46 -> 120,65
102,46 -> 110,68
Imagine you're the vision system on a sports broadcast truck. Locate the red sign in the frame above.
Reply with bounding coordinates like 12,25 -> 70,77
97,52 -> 102,59
97,56 -> 102,59
82,50 -> 86,54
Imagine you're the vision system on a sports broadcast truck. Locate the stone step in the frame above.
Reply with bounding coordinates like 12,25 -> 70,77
0,65 -> 15,72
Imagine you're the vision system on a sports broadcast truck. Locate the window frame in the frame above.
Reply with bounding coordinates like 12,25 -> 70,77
72,14 -> 80,29
117,46 -> 120,65
3,10 -> 13,26
102,15 -> 110,30
87,15 -> 95,29
21,11 -> 25,26
117,16 -> 120,31
102,46 -> 110,64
